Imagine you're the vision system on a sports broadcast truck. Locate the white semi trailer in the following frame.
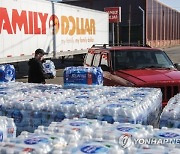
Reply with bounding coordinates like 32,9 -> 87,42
0,0 -> 109,63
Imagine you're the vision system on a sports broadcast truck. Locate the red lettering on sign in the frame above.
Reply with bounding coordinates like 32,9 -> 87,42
12,9 -> 28,34
0,8 -> 13,34
28,11 -> 33,34
39,13 -> 48,34
0,8 -> 48,35
34,12 -> 40,34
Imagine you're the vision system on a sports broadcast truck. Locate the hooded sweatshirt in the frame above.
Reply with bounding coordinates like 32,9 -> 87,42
28,58 -> 46,83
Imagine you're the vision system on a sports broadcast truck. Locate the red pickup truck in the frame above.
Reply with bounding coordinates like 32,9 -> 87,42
84,44 -> 180,107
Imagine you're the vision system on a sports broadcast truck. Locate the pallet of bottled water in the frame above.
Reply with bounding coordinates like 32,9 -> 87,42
0,82 -> 162,134
87,87 -> 162,127
0,118 -> 180,153
160,93 -> 180,128
63,66 -> 103,88
0,82 -> 72,134
0,116 -> 16,142
0,64 -> 15,82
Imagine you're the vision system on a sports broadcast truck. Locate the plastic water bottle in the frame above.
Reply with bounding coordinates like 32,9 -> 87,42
0,98 -> 5,116
0,118 -> 7,142
6,118 -> 16,139
0,117 -> 15,141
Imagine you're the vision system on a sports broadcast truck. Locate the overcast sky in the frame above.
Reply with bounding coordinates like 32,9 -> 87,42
159,0 -> 180,11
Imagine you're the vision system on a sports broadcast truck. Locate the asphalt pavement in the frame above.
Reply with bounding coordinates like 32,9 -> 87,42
16,45 -> 180,85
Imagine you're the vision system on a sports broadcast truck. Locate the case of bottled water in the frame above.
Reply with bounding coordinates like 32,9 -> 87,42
0,142 -> 49,154
64,66 -> 103,88
55,140 -> 123,154
0,82 -> 73,134
153,127 -> 180,148
87,87 -> 162,126
95,122 -> 152,145
11,132 -> 67,153
42,60 -> 56,77
48,118 -> 101,140
160,93 -> 180,128
0,64 -> 15,82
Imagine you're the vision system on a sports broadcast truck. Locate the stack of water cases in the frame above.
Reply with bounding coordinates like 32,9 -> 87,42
0,118 -> 179,153
0,64 -> 15,82
64,66 -> 103,88
0,82 -> 162,134
42,60 -> 56,77
87,87 -> 162,126
0,82 -> 73,134
160,93 -> 180,128
0,116 -> 16,142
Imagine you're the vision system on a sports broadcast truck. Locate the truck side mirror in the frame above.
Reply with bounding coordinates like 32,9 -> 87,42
100,64 -> 110,71
174,63 -> 180,71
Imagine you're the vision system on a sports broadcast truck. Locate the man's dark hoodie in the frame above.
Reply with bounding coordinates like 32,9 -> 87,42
28,58 -> 46,83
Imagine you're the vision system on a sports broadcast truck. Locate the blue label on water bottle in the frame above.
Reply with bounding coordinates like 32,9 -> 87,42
105,92 -> 118,96
11,109 -> 23,123
80,145 -> 108,153
79,90 -> 90,93
65,73 -> 87,84
158,132 -> 179,138
118,98 -> 134,102
24,137 -> 49,145
61,101 -> 75,105
70,121 -> 88,127
132,93 -> 146,97
0,91 -> 7,95
76,96 -> 89,99
107,104 -> 122,108
0,131 -> 3,142
117,126 -> 137,132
